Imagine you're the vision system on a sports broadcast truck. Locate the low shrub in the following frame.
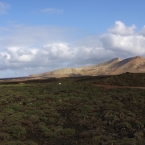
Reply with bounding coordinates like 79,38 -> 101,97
6,125 -> 26,138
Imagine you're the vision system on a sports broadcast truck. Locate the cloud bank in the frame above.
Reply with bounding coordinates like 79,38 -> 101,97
0,21 -> 145,77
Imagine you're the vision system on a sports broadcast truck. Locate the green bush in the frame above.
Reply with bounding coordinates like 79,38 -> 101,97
37,122 -> 50,133
9,103 -> 22,111
58,128 -> 76,137
24,140 -> 38,145
5,140 -> 25,145
0,132 -> 11,141
120,138 -> 137,145
115,122 -> 132,130
6,125 -> 26,138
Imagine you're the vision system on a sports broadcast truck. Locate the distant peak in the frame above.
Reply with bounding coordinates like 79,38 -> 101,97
108,57 -> 122,62
134,56 -> 143,59
100,57 -> 122,66
116,57 -> 122,61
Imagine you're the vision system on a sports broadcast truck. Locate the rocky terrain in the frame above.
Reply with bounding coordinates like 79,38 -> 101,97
30,56 -> 145,78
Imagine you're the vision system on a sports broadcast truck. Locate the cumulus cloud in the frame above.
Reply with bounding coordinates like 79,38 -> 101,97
1,21 -> 145,78
41,8 -> 64,14
101,34 -> 145,54
108,21 -> 136,35
0,2 -> 10,14
101,21 -> 145,56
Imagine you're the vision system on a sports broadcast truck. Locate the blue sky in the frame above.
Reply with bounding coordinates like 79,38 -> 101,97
2,0 -> 145,32
0,0 -> 145,78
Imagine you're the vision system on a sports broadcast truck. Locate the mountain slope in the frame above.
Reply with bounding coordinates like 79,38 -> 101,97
30,56 -> 145,78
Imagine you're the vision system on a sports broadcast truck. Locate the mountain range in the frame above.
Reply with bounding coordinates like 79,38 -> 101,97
29,56 -> 145,79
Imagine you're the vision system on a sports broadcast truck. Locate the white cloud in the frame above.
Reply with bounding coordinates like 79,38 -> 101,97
108,21 -> 136,35
139,26 -> 145,36
0,2 -> 10,14
41,8 -> 64,14
0,21 -> 145,78
101,34 -> 145,56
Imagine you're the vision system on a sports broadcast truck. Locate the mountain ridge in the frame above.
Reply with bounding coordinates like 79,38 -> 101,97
29,56 -> 145,78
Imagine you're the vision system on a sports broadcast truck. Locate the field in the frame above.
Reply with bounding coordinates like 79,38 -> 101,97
0,73 -> 145,145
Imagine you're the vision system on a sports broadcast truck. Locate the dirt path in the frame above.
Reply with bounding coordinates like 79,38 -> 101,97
94,83 -> 145,89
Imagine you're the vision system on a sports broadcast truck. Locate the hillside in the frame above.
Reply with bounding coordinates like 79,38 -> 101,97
29,56 -> 145,79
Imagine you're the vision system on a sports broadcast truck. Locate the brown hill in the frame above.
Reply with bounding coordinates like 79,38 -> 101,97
29,56 -> 145,78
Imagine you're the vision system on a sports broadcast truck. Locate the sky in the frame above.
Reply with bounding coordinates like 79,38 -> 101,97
0,0 -> 145,78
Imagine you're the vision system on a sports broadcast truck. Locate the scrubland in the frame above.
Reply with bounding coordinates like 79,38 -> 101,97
0,73 -> 145,145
